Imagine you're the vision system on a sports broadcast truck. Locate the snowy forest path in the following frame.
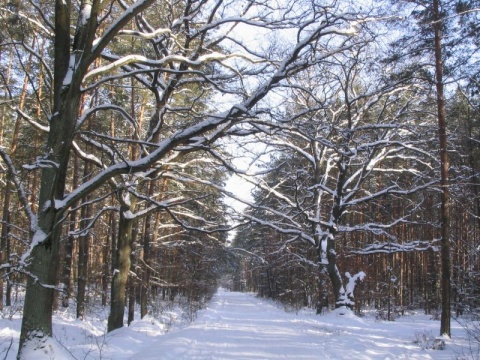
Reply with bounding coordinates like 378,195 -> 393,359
127,288 -> 462,359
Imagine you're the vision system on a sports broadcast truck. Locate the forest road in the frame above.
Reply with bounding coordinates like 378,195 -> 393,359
127,288 -> 459,360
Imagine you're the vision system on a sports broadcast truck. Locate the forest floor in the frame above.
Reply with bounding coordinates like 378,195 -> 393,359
0,288 -> 477,359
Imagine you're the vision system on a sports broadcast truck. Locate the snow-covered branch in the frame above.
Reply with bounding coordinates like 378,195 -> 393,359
351,240 -> 440,255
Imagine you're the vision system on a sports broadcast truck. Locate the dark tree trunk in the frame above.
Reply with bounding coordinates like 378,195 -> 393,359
140,213 -> 152,319
105,197 -> 118,307
0,192 -> 10,311
19,222 -> 63,352
108,204 -> 134,332
62,214 -> 76,308
101,212 -> 113,307
316,276 -> 329,314
18,81 -> 82,356
128,270 -> 136,326
77,198 -> 92,320
19,1 -> 87,353
128,221 -> 138,326
427,247 -> 438,315
140,181 -> 157,318
62,154 -> 78,308
318,234 -> 347,309
433,0 -> 451,337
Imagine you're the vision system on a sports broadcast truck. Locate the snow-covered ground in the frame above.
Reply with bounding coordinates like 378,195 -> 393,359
0,288 -> 477,359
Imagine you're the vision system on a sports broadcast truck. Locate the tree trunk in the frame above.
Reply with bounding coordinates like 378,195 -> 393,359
19,2 -> 84,353
433,0 -> 451,337
62,154 -> 78,308
19,221 -> 62,352
76,197 -> 92,319
101,211 -> 112,307
318,234 -> 347,309
0,48 -> 13,146
0,190 -> 11,311
316,276 -> 329,314
427,247 -> 438,315
18,12 -> 81,350
462,95 -> 480,245
128,260 -> 136,326
108,203 -> 135,332
29,38 -> 45,213
140,211 -> 152,319
0,47 -> 14,311
104,196 -> 117,307
140,176 -> 167,318
128,220 -> 139,326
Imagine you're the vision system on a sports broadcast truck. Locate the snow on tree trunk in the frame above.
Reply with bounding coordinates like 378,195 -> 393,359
345,271 -> 366,307
319,234 -> 345,309
318,234 -> 365,310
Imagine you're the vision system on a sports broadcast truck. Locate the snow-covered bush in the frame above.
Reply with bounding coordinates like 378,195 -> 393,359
413,330 -> 436,349
413,330 -> 446,350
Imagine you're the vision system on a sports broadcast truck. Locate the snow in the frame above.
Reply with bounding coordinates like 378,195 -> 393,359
120,27 -> 171,40
84,52 -> 258,83
19,229 -> 46,265
20,334 -> 74,360
345,271 -> 366,300
0,288 -> 474,359
79,4 -> 91,26
62,54 -> 76,87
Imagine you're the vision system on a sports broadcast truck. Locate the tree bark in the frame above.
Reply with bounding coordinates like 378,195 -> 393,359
101,210 -> 112,307
0,49 -> 12,306
128,258 -> 136,326
76,195 -> 92,319
318,233 -> 347,309
433,0 -> 451,337
19,0 -> 84,354
140,177 -> 162,318
0,205 -> 10,311
108,202 -> 135,332
62,154 -> 78,308
140,212 -> 152,319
